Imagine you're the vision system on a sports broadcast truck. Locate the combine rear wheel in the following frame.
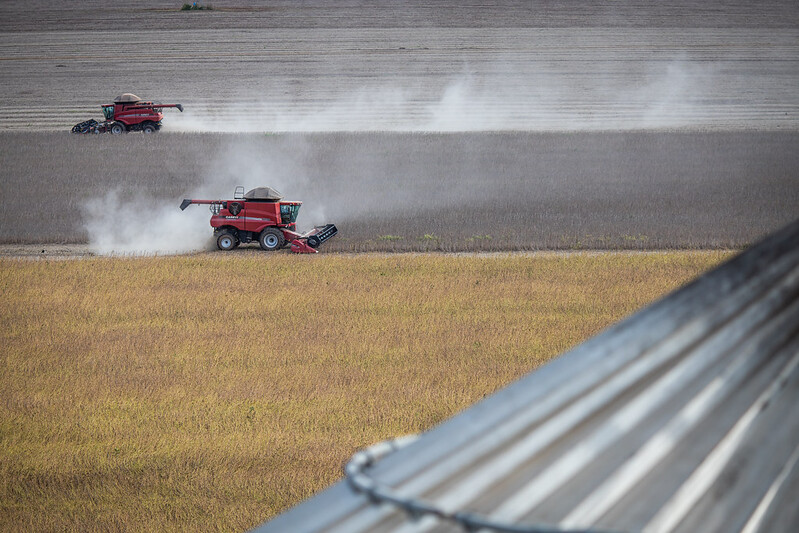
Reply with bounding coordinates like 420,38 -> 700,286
259,228 -> 285,251
110,122 -> 126,135
141,122 -> 157,134
217,232 -> 237,251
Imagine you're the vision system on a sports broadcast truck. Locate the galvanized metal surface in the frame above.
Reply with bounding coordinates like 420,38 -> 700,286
255,220 -> 799,533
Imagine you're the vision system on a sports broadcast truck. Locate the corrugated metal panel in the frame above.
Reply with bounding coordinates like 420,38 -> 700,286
254,220 -> 799,533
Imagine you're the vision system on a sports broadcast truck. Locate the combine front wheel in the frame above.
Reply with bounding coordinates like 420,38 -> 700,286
110,122 -> 126,135
259,228 -> 285,251
217,232 -> 237,251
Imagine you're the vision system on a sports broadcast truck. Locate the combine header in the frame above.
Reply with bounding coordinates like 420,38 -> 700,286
72,93 -> 183,134
180,186 -> 337,253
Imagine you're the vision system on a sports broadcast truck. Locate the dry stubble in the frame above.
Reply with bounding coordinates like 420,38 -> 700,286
0,251 -> 730,531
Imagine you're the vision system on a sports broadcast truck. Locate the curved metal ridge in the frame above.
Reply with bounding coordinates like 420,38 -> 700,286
344,436 -> 622,533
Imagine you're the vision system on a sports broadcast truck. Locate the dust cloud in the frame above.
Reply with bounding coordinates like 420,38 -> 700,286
82,137 -> 330,255
81,58 -> 723,255
84,191 -> 213,255
170,59 -> 718,133
193,135 -> 329,226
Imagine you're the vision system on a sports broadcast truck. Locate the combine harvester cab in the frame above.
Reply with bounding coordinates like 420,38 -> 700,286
72,93 -> 183,134
180,186 -> 337,254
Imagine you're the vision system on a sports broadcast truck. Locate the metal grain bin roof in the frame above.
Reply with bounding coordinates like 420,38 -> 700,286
254,219 -> 799,533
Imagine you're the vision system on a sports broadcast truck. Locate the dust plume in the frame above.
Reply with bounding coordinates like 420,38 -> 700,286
195,135 -> 329,226
169,58 -> 718,133
81,136 -> 328,255
83,191 -> 212,255
80,57 -> 720,254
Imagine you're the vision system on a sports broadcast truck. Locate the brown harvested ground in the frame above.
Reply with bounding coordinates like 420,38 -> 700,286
0,1 -> 797,132
1,131 -> 797,251
1,1 -> 796,250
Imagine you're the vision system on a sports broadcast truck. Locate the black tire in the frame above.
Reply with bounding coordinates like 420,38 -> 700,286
307,235 -> 321,249
110,122 -> 126,135
141,122 -> 157,134
228,202 -> 242,216
259,228 -> 285,251
217,232 -> 237,251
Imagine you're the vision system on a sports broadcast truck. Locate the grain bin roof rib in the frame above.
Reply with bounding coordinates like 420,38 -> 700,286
253,219 -> 799,533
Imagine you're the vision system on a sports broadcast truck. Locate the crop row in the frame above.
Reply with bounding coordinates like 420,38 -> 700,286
0,251 -> 731,531
1,131 -> 796,252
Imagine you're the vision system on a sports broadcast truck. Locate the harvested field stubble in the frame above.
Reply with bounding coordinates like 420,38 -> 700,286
1,2 -> 797,132
0,251 -> 730,531
1,131 -> 797,252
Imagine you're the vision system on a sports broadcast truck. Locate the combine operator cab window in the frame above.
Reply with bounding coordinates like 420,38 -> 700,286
280,204 -> 300,224
102,106 -> 114,120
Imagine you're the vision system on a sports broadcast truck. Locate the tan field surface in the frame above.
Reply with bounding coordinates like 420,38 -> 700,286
0,251 -> 731,531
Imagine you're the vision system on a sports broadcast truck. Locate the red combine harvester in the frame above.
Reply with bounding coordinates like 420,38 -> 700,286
180,186 -> 338,254
72,93 -> 183,134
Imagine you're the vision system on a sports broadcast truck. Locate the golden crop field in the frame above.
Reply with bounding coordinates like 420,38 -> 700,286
0,251 -> 730,531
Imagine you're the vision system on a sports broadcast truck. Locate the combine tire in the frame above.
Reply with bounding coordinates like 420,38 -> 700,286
259,228 -> 285,251
217,232 -> 237,251
110,122 -> 126,135
141,122 -> 157,134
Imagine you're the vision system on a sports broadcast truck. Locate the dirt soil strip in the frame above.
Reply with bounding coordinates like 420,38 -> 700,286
0,244 -> 94,259
0,244 -> 738,261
